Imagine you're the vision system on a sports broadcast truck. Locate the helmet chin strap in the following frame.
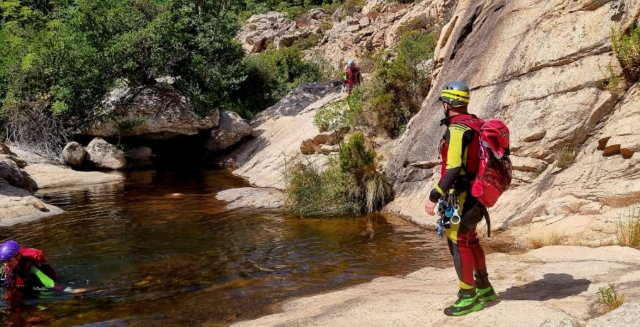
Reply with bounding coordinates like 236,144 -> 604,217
443,102 -> 452,118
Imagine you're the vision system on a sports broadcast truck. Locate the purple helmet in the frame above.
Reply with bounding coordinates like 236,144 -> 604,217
0,240 -> 21,261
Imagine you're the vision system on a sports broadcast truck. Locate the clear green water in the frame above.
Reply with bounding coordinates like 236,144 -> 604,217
0,169 -> 448,326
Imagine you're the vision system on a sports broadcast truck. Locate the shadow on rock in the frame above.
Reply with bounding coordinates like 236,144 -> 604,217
499,273 -> 591,301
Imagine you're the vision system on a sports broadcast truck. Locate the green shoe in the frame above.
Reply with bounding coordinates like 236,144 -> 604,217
476,285 -> 498,302
444,289 -> 483,316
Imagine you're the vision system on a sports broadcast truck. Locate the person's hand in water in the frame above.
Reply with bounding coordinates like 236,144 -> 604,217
64,287 -> 87,294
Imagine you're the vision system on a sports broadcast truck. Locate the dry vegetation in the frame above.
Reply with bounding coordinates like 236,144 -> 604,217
529,230 -> 566,249
616,208 -> 640,248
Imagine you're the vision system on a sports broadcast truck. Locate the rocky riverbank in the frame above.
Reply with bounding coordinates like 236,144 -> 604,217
230,246 -> 640,327
0,144 -> 124,226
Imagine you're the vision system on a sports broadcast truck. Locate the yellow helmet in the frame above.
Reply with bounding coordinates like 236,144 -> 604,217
439,81 -> 470,107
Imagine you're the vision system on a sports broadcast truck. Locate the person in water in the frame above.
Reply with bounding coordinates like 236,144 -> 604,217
0,240 -> 59,290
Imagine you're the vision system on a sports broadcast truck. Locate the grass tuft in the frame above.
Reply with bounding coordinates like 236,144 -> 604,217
616,207 -> 640,248
554,145 -> 577,169
529,231 -> 565,249
596,283 -> 626,313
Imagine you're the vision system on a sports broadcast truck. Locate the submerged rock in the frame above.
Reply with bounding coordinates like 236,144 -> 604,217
216,187 -> 284,210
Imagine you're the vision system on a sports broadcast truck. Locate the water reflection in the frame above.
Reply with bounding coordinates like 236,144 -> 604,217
0,169 -> 448,326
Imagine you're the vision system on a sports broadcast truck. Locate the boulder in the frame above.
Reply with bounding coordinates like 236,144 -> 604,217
300,129 -> 346,154
62,142 -> 86,168
205,111 -> 253,151
0,155 -> 33,192
320,144 -> 340,154
126,146 -> 153,167
85,138 -> 127,170
80,83 -> 220,140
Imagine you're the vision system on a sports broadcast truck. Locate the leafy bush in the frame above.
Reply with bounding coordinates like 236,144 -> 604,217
0,0 -> 246,156
396,16 -> 434,36
313,95 -> 362,133
285,132 -> 392,215
314,100 -> 349,132
292,34 -> 320,51
284,157 -> 358,216
231,47 -> 322,118
612,25 -> 640,82
340,132 -> 392,213
366,31 -> 435,136
321,19 -> 333,31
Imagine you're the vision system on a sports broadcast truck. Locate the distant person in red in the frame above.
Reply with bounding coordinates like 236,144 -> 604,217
342,59 -> 361,95
0,240 -> 58,290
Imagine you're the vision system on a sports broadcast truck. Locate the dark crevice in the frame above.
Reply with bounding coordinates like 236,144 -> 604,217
494,4 -> 504,12
450,5 -> 483,60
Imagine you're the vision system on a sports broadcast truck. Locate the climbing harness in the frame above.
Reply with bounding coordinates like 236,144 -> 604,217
436,189 -> 461,238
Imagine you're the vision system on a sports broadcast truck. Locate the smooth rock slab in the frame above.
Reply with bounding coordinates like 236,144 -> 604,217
232,246 -> 640,327
215,187 -> 284,210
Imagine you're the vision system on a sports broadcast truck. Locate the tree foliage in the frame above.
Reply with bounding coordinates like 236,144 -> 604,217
0,0 -> 324,156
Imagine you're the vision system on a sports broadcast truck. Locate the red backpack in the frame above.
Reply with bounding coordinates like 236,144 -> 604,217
470,120 -> 512,207
450,116 -> 512,207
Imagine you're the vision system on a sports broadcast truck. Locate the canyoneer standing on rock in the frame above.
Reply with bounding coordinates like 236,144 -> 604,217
342,59 -> 361,95
424,81 -> 500,316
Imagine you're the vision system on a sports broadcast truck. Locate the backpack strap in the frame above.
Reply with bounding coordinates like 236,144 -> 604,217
448,114 -> 483,132
479,205 -> 491,237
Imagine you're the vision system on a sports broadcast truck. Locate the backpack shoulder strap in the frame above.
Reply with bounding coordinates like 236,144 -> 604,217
448,114 -> 483,133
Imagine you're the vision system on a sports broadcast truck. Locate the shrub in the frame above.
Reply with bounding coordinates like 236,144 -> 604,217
342,0 -> 365,16
231,47 -> 322,118
554,145 -> 577,169
321,19 -> 334,32
284,132 -> 393,215
616,208 -> 640,248
340,132 -> 392,213
277,2 -> 306,20
284,157 -> 358,216
596,284 -> 625,313
292,34 -> 320,51
313,91 -> 364,133
366,31 -> 435,136
314,100 -> 349,132
346,87 -> 366,127
396,16 -> 434,36
597,62 -> 622,90
612,25 -> 640,82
